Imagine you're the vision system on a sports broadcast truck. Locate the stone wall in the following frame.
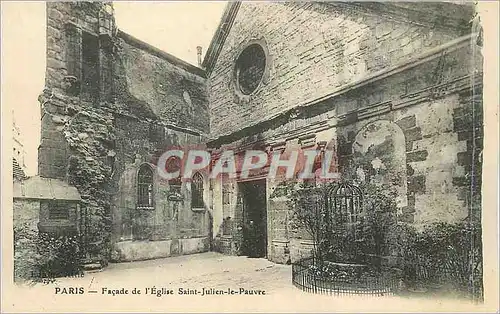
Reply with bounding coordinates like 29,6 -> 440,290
114,31 -> 209,133
40,2 -> 481,265
13,199 -> 40,232
110,120 -> 211,262
13,199 -> 40,281
40,2 -> 211,263
208,35 -> 482,263
335,91 -> 482,227
207,2 -> 474,138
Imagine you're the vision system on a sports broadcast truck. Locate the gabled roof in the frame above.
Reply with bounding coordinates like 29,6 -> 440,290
13,176 -> 81,201
201,2 -> 241,76
118,29 -> 206,78
201,1 -> 474,76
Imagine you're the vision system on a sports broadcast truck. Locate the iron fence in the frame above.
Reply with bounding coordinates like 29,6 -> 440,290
292,257 -> 401,297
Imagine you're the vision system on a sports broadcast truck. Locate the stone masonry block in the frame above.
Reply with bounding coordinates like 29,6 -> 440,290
405,141 -> 413,152
406,150 -> 428,162
48,8 -> 64,21
408,175 -> 426,193
404,127 -> 422,142
395,115 -> 416,130
457,151 -> 472,166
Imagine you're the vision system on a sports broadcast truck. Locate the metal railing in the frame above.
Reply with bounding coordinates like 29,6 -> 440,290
291,257 -> 400,296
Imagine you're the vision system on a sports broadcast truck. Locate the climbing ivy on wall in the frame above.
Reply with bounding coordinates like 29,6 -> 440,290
63,99 -> 116,265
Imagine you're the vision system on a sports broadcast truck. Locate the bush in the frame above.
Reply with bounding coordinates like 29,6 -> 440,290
399,221 -> 483,300
272,180 -> 483,300
271,181 -> 402,264
14,223 -> 40,282
14,223 -> 83,283
308,261 -> 381,282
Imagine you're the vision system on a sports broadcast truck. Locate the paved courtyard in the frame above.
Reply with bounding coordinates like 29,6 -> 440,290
7,252 -> 484,313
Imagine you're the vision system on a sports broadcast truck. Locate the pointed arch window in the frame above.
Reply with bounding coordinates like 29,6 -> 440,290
191,172 -> 204,209
137,164 -> 154,209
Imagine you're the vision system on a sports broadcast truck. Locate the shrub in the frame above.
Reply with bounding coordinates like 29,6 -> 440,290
272,180 -> 483,300
36,232 -> 83,279
400,220 -> 483,299
14,223 -> 83,283
14,223 -> 40,282
271,180 -> 402,265
358,182 -> 400,259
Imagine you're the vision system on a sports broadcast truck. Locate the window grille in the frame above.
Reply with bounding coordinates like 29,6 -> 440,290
235,44 -> 266,95
137,164 -> 154,209
81,31 -> 100,102
48,201 -> 70,220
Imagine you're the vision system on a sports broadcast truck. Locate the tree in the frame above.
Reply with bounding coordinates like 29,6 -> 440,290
271,180 -> 403,265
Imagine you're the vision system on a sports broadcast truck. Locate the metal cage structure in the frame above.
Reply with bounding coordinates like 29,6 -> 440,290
324,182 -> 363,240
291,182 -> 403,296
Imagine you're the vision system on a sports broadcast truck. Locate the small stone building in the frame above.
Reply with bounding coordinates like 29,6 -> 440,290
14,176 -> 82,234
13,176 -> 81,280
35,2 -> 483,266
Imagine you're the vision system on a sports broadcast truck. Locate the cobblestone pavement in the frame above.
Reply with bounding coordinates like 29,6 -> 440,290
7,252 -> 484,313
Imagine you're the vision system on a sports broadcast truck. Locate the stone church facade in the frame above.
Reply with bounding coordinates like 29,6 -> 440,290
35,2 -> 482,266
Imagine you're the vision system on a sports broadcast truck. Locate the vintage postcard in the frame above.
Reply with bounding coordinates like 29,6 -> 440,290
1,1 -> 498,313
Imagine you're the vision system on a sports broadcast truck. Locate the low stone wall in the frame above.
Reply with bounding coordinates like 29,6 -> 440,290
111,236 -> 210,262
13,199 -> 40,281
213,235 -> 234,255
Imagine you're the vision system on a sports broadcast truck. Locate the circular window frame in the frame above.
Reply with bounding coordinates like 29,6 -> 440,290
231,39 -> 271,102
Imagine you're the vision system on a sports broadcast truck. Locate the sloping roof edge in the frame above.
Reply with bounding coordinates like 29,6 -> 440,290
201,2 -> 241,76
200,1 -> 474,76
13,176 -> 81,201
117,29 -> 207,78
13,158 -> 26,181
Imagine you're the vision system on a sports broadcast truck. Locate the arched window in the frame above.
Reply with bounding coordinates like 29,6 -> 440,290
137,164 -> 154,209
191,172 -> 204,209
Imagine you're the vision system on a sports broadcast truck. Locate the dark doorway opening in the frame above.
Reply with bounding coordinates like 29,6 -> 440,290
239,179 -> 267,258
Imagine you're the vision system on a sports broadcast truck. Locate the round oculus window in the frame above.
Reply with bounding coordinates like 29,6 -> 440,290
235,44 -> 266,95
